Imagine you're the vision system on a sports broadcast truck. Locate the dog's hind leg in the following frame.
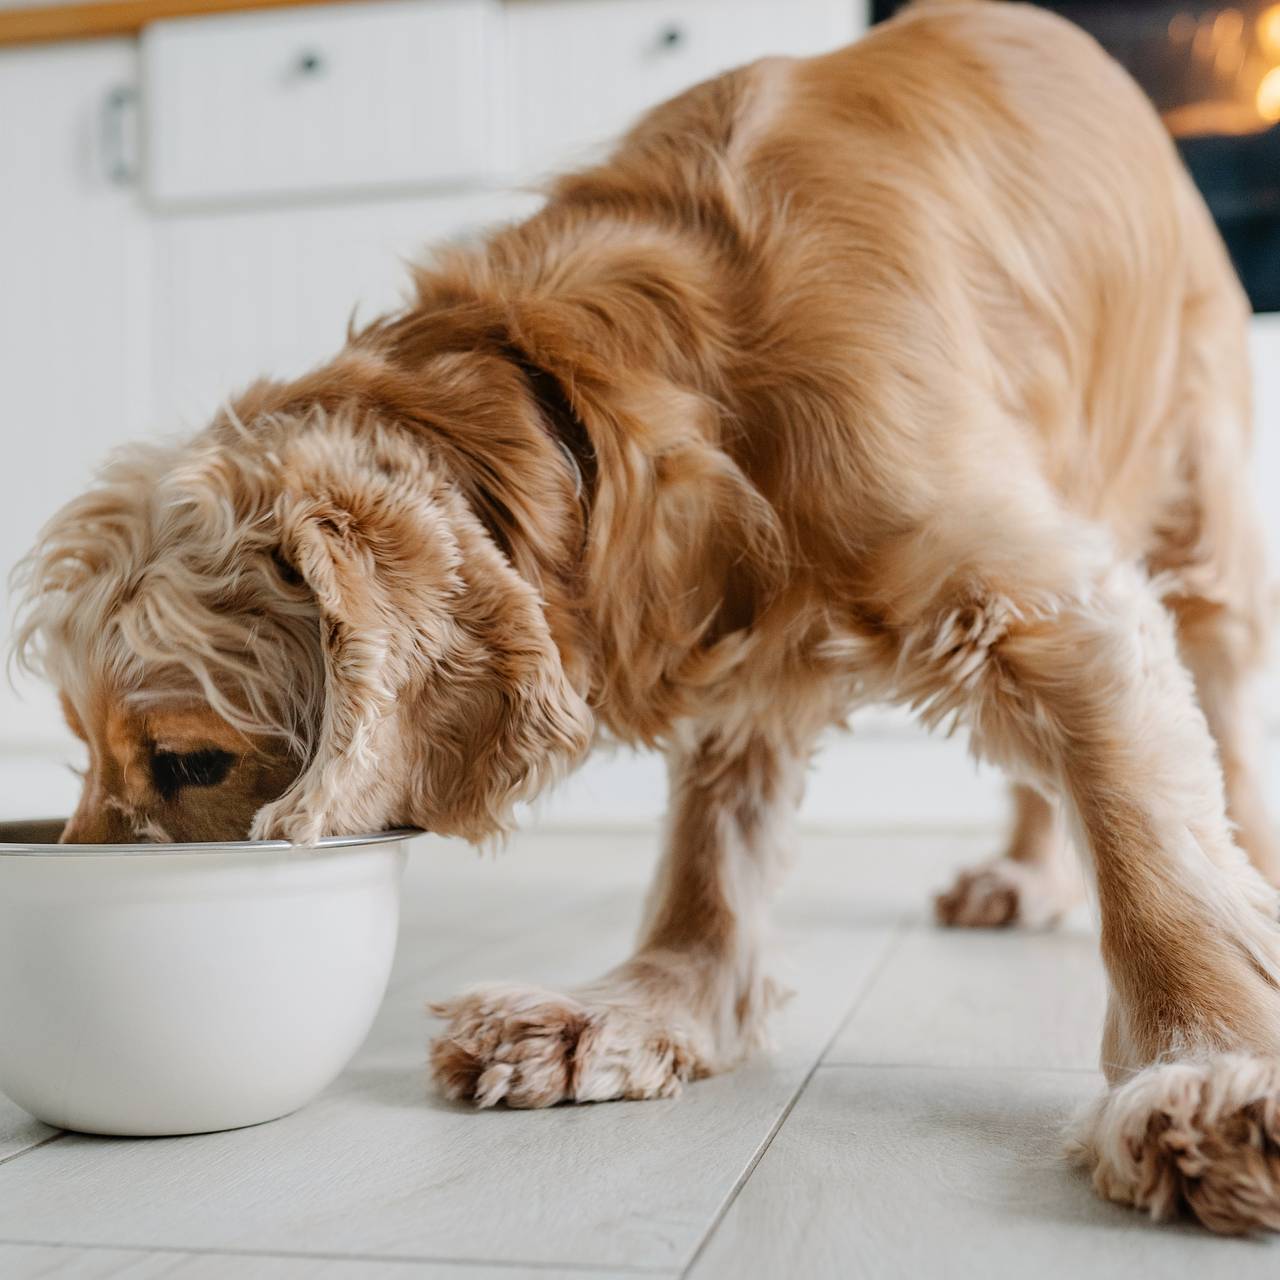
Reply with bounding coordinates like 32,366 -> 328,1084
1175,597 -> 1280,890
934,782 -> 1083,929
429,712 -> 820,1108
1152,256 -> 1277,888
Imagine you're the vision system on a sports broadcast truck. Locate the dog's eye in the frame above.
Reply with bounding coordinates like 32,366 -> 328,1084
152,749 -> 236,800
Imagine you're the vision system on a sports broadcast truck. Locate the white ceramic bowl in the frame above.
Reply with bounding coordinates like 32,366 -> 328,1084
0,820 -> 413,1137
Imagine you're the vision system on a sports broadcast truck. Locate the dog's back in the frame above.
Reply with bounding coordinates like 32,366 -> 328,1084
550,1 -> 1257,618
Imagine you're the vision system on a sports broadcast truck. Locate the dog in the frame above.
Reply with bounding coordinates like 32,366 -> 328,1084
13,0 -> 1280,1233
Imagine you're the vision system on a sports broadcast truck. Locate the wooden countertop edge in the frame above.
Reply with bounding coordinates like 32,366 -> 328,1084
0,0 -> 360,46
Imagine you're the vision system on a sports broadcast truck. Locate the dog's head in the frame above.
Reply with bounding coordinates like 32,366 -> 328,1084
13,404 -> 592,845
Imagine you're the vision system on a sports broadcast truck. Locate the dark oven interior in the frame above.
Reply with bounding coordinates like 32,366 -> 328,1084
871,1 -> 1280,312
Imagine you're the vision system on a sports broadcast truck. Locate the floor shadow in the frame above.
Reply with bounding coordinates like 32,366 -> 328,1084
336,1063 -> 472,1116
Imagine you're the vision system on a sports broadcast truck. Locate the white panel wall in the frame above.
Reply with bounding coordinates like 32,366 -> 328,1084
1253,314 -> 1280,720
0,40 -> 150,749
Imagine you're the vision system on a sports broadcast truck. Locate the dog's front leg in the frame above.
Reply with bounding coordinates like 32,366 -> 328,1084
430,721 -> 811,1108
909,562 -> 1280,1232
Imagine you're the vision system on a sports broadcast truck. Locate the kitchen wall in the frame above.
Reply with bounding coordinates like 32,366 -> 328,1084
2,0 -> 1278,833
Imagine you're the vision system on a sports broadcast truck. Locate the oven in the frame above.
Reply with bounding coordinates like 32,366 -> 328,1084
871,1 -> 1280,312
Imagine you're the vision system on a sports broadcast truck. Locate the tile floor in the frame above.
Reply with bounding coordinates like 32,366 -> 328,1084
1,829 -> 1277,1279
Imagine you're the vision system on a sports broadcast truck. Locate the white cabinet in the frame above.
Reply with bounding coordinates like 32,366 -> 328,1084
0,40 -> 150,753
140,0 -> 865,416
141,0 -> 863,205
150,189 -> 540,426
144,0 -> 504,207
506,0 -> 862,176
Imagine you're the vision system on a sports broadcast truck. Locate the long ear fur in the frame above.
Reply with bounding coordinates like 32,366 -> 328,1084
251,416 -> 593,844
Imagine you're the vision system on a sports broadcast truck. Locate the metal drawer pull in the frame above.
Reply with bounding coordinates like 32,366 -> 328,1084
658,25 -> 684,50
295,49 -> 327,77
100,85 -> 139,186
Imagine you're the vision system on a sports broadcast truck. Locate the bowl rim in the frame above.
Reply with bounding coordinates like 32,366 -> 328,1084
0,819 -> 421,857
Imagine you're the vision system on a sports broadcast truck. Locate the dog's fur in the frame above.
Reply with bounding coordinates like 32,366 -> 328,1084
13,0 -> 1280,1232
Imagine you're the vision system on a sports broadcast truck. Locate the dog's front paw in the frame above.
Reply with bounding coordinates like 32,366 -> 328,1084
250,788 -> 332,846
934,856 -> 1076,930
429,984 -> 695,1108
1069,1055 -> 1280,1234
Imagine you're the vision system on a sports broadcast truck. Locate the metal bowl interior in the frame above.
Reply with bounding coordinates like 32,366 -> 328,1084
0,819 -> 420,856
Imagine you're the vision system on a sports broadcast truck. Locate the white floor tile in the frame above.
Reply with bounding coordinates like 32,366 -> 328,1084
827,918 -> 1108,1070
689,1065 -> 1280,1279
0,1098 -> 56,1165
0,1242 -> 644,1279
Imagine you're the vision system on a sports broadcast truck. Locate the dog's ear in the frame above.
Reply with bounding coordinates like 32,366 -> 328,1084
405,498 -> 596,842
251,434 -> 592,844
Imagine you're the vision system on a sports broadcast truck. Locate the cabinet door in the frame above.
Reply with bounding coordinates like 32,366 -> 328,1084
507,0 -> 864,178
149,189 -> 540,428
0,41 -> 149,777
144,0 -> 503,208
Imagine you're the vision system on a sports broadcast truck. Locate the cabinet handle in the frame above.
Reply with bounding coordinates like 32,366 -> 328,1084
100,85 -> 139,186
658,24 -> 685,50
295,49 -> 327,77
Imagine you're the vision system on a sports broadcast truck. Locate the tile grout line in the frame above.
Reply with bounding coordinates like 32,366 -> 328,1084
0,1237 -> 676,1275
0,1131 -> 66,1169
814,1061 -> 1103,1076
678,916 -> 916,1280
